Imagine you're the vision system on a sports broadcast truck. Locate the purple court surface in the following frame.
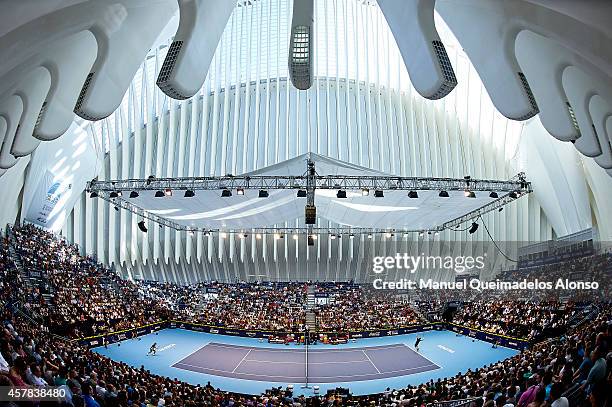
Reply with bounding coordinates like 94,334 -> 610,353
172,342 -> 439,383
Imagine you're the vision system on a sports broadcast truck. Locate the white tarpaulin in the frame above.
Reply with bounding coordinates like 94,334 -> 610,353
127,153 -> 497,230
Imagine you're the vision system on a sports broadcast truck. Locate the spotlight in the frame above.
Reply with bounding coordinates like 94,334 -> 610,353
439,191 -> 449,198
293,234 -> 298,240
89,191 -> 98,198
468,222 -> 479,234
155,190 -> 165,198
164,188 -> 172,197
336,190 -> 347,198
330,234 -> 336,240
408,191 -> 419,199
374,190 -> 384,198
509,191 -> 518,199
367,234 -> 373,239
361,188 -> 369,196
256,234 -> 262,239
237,188 -> 245,195
465,191 -> 476,198
109,191 -> 119,199
129,191 -> 139,198
349,234 -> 355,239
184,190 -> 195,198
221,189 -> 232,197
258,190 -> 269,198
137,220 -> 148,233
489,192 -> 498,199
297,189 -> 307,198
385,232 -> 392,238
434,231 -> 439,236
419,232 -> 424,237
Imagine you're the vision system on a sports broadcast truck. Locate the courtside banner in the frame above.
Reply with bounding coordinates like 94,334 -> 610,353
79,322 -> 166,348
445,323 -> 530,350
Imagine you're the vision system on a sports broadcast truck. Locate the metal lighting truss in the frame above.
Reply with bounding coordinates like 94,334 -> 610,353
87,168 -> 531,235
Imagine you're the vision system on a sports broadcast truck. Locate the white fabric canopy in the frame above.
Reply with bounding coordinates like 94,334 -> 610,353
128,153 -> 497,230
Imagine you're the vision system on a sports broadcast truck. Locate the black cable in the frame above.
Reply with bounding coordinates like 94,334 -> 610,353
478,215 -> 518,263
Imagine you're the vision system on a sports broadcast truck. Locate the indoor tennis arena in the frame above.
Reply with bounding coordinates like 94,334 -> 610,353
0,1 -> 611,406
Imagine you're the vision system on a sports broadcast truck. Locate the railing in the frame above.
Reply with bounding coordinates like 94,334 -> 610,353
427,397 -> 479,407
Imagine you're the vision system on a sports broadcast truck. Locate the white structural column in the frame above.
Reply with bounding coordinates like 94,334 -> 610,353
289,0 -> 314,90
378,0 -> 457,100
156,0 -> 236,100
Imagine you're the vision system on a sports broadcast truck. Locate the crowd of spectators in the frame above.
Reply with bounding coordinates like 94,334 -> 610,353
314,286 -> 422,332
0,224 -> 611,406
451,301 -> 579,340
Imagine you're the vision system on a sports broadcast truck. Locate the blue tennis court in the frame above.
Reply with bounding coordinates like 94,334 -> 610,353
173,342 -> 439,383
93,328 -> 517,396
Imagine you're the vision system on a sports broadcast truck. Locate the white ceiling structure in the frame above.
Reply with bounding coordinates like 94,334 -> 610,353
0,0 -> 611,283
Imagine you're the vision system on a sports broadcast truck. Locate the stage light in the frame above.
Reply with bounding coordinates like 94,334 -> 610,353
367,234 -> 373,239
349,234 -> 355,239
184,190 -> 195,198
293,234 -> 298,240
434,231 -> 439,236
408,191 -> 419,199
221,189 -> 232,197
164,188 -> 172,197
109,191 -> 119,198
155,190 -> 165,198
362,188 -> 369,196
489,191 -> 498,199
330,234 -> 336,240
336,190 -> 347,198
89,191 -> 98,198
256,234 -> 262,239
468,222 -> 479,234
297,189 -> 307,197
439,191 -> 449,198
509,191 -> 518,199
465,190 -> 476,198
385,232 -> 392,238
237,188 -> 245,195
129,191 -> 139,198
258,190 -> 269,198
419,232 -> 424,237
374,190 -> 384,198
137,221 -> 147,233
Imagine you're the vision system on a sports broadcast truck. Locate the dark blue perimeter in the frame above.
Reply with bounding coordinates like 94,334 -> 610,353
172,342 -> 440,383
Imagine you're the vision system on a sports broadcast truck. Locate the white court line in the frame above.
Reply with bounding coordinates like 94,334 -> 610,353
205,342 -> 407,353
361,350 -> 381,374
243,359 -> 370,365
232,349 -> 252,373
174,361 -> 439,380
